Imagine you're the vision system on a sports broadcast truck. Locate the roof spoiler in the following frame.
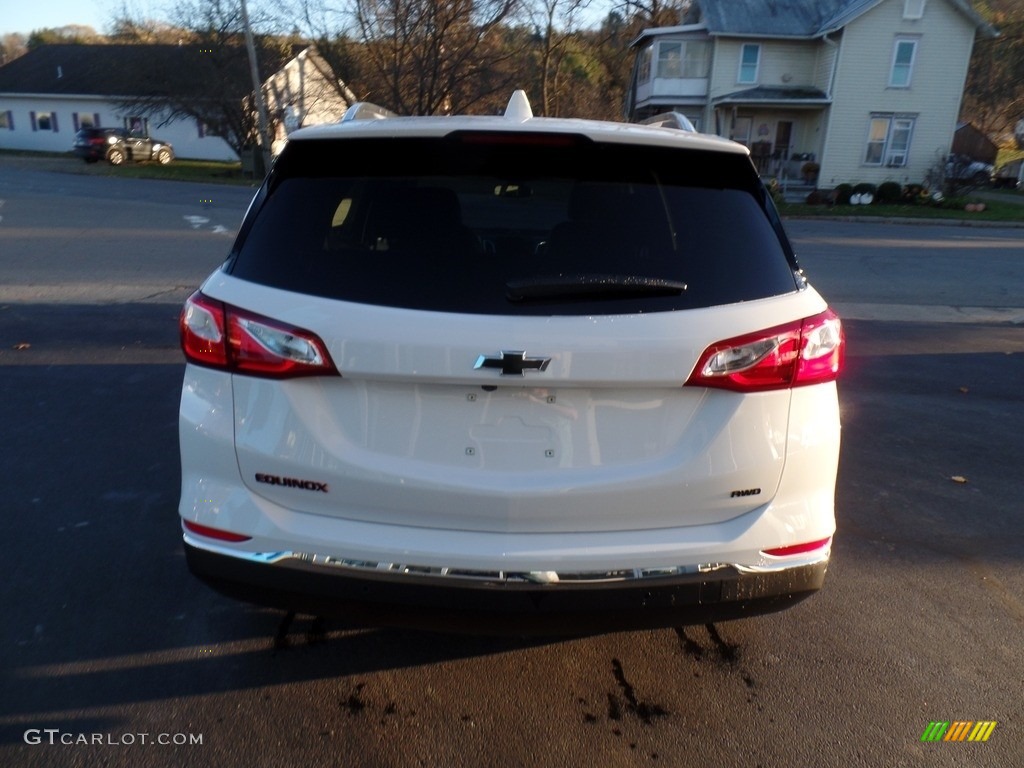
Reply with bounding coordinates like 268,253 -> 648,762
639,112 -> 698,132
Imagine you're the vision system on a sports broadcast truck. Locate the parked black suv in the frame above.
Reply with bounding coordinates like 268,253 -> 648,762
73,127 -> 174,165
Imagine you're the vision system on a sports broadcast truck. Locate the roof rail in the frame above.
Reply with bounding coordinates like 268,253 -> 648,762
340,102 -> 398,123
639,112 -> 697,132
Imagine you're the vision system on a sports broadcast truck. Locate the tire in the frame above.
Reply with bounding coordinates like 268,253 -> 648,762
107,148 -> 125,166
84,157 -> 98,164
156,148 -> 172,165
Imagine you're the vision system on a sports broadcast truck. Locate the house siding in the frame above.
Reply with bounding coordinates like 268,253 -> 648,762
706,38 -> 828,173
264,49 -> 350,154
813,34 -> 840,94
819,0 -> 977,187
709,39 -> 818,96
0,94 -> 237,160
628,0 -> 987,192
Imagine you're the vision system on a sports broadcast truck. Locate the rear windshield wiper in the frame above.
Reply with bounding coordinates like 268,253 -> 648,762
506,274 -> 688,302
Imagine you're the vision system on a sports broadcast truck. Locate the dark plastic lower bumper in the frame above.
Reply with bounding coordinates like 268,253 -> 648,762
185,540 -> 827,635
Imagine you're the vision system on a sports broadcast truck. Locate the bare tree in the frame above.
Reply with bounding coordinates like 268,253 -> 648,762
0,33 -> 28,65
526,0 -> 593,115
617,0 -> 688,27
352,0 -> 521,114
962,21 -> 1024,139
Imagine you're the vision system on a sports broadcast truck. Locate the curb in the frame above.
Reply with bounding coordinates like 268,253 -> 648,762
783,214 -> 1024,228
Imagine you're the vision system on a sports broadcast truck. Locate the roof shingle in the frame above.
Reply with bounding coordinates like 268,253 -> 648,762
0,43 -> 289,98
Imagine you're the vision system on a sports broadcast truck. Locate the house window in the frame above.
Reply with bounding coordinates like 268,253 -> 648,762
0,111 -> 12,130
638,46 -> 652,84
73,112 -> 97,130
903,0 -> 927,19
738,44 -> 760,84
655,41 -> 710,79
126,116 -> 148,135
657,43 -> 683,79
33,111 -> 57,131
889,38 -> 918,88
682,41 -> 710,78
864,114 -> 916,167
729,116 -> 753,146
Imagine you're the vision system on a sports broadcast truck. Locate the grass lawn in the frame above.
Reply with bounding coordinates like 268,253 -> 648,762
779,192 -> 1024,223
95,158 -> 253,185
0,149 -> 256,186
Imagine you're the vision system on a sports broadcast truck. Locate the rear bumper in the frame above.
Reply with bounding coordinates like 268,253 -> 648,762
184,536 -> 828,635
72,146 -> 103,160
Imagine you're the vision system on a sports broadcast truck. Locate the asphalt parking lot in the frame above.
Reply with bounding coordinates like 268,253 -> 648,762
0,159 -> 1021,767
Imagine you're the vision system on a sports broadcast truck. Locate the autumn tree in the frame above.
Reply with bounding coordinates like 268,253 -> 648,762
524,0 -> 595,115
26,25 -> 105,49
355,0 -> 522,114
0,33 -> 28,65
962,19 -> 1024,139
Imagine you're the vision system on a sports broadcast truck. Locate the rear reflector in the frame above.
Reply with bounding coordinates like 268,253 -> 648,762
685,309 -> 844,392
180,291 -> 339,379
182,520 -> 252,543
762,537 -> 832,558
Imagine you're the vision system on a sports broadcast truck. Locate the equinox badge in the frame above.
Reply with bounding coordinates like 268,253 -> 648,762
474,350 -> 551,377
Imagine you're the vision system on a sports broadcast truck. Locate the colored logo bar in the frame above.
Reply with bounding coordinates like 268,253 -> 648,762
921,721 -> 997,742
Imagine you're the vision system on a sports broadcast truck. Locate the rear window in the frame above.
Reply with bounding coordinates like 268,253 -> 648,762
227,134 -> 800,316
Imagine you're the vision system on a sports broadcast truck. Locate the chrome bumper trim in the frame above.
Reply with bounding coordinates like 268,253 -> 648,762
183,533 -> 826,585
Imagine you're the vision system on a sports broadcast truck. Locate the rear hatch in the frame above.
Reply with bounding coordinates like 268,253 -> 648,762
215,132 -> 816,535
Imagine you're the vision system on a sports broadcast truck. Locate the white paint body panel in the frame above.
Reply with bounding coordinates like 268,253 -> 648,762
180,272 -> 839,572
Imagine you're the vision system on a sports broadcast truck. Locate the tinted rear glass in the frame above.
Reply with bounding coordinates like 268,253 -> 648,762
228,135 -> 799,315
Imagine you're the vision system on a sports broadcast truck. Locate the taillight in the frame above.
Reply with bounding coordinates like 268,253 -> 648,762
180,291 -> 339,378
762,537 -> 832,558
685,309 -> 844,392
182,520 -> 252,543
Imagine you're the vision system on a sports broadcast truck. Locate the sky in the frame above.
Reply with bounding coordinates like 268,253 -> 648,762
2,0 -> 122,36
1,0 -> 611,39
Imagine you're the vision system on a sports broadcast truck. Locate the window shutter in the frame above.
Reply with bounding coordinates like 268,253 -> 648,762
52,112 -> 58,132
30,111 -> 37,131
94,113 -> 101,128
73,113 -> 80,131
6,111 -> 13,130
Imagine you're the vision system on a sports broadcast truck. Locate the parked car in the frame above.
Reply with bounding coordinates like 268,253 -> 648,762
72,127 -> 174,165
178,91 -> 845,635
945,153 -> 993,186
992,159 -> 1023,190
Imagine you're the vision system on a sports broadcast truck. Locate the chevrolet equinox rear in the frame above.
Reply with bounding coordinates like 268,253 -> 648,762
179,92 -> 844,634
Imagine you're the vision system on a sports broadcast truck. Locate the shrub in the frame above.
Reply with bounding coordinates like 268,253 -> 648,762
852,182 -> 877,196
833,183 -> 854,205
902,183 -> 928,204
876,182 -> 902,203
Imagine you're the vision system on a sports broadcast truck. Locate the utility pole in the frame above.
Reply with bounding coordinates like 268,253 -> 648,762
240,0 -> 273,175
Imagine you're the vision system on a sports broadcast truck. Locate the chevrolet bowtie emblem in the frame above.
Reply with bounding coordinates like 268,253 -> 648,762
474,350 -> 551,376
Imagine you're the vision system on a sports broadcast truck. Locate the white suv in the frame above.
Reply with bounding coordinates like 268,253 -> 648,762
179,92 -> 844,634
